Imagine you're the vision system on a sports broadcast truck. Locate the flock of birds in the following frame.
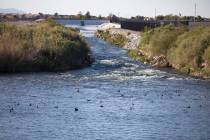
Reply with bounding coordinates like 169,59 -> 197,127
7,88 -> 204,114
7,89 -> 128,113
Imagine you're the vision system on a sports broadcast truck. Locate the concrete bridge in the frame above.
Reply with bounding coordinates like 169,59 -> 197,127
114,19 -> 210,31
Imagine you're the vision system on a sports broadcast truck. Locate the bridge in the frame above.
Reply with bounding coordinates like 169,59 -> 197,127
112,18 -> 210,31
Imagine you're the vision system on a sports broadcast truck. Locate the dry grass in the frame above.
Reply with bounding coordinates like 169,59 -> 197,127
96,30 -> 128,46
136,25 -> 210,78
0,20 -> 91,73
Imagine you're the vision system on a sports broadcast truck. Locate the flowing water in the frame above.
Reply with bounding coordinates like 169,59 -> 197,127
0,20 -> 210,140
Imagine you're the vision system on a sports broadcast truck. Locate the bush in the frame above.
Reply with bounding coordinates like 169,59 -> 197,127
167,27 -> 210,72
128,49 -> 145,62
140,25 -> 187,57
136,25 -> 210,78
0,20 -> 91,73
139,27 -> 154,48
96,30 -> 127,47
204,46 -> 210,67
202,47 -> 210,76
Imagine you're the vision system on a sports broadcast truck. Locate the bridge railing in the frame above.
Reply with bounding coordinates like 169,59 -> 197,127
116,19 -> 210,31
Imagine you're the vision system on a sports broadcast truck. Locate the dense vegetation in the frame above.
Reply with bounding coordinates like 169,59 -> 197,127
139,25 -> 187,57
96,30 -> 128,47
155,14 -> 205,21
132,25 -> 210,78
0,11 -> 107,22
129,14 -> 208,22
0,20 -> 92,73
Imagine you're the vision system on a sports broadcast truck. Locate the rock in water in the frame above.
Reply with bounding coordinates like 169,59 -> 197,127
54,106 -> 59,109
9,107 -> 14,112
151,55 -> 169,68
75,108 -> 79,111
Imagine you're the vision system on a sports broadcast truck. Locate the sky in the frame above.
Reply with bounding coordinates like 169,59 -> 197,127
0,0 -> 210,18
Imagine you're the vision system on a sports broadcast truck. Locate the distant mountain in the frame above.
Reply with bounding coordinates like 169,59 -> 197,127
0,8 -> 25,14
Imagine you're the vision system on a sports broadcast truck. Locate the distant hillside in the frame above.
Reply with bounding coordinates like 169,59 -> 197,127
0,8 -> 25,14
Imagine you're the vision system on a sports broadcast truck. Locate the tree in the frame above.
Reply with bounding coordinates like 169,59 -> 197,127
131,15 -> 145,20
38,12 -> 44,16
196,15 -> 204,21
156,15 -> 164,20
98,14 -> 102,19
54,12 -> 58,17
13,15 -> 18,19
85,11 -> 91,19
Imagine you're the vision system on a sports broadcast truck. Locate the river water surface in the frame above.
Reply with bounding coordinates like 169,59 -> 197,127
0,20 -> 210,140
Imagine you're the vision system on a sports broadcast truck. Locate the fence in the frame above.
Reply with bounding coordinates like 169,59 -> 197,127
118,19 -> 210,31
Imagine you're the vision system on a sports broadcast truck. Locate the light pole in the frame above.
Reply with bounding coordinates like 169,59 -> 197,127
155,8 -> 157,20
194,3 -> 197,22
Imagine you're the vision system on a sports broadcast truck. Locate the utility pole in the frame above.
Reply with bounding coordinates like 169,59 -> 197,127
194,3 -> 197,22
155,8 -> 157,20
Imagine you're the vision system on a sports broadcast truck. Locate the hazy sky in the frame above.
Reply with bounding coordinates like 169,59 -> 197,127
0,0 -> 210,18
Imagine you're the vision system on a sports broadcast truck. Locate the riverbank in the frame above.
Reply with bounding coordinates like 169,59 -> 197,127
96,28 -> 140,49
96,26 -> 210,79
0,20 -> 92,73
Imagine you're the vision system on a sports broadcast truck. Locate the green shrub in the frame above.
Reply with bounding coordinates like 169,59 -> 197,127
0,20 -> 91,72
139,27 -> 154,48
167,27 -> 210,70
204,46 -> 210,66
203,46 -> 210,77
97,30 -> 127,47
140,25 -> 187,57
136,25 -> 210,78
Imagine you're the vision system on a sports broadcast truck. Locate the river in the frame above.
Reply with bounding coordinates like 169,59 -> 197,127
0,20 -> 210,140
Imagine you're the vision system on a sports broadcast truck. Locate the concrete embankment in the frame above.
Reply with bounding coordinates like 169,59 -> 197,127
107,28 -> 140,50
96,28 -> 141,50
